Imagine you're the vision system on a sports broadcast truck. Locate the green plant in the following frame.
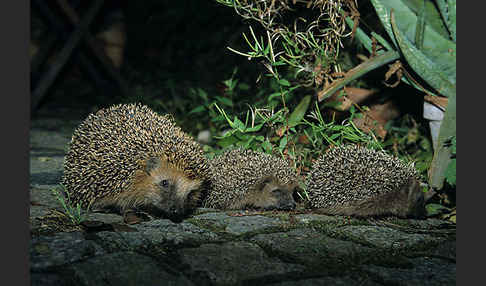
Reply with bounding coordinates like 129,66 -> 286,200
213,103 -> 283,154
208,1 -> 381,170
303,102 -> 382,149
211,0 -> 441,185
51,184 -> 86,225
213,99 -> 381,173
319,0 -> 456,190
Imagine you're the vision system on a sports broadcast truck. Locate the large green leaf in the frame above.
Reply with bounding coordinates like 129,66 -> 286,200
370,0 -> 456,86
402,0 -> 450,39
447,0 -> 456,42
436,0 -> 456,42
391,12 -> 456,98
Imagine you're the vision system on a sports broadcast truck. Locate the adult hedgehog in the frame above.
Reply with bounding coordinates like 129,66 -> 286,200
306,145 -> 426,218
204,149 -> 299,211
62,103 -> 210,222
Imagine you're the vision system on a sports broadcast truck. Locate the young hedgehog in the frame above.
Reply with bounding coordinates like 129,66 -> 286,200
203,149 -> 299,211
62,103 -> 211,222
306,145 -> 426,218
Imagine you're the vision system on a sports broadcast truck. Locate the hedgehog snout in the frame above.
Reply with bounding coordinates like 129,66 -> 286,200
278,196 -> 296,210
281,199 -> 296,210
255,183 -> 296,211
153,199 -> 186,223
272,187 -> 297,210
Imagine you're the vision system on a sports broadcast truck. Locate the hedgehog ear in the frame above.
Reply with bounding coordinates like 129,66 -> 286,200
145,157 -> 161,174
255,176 -> 274,191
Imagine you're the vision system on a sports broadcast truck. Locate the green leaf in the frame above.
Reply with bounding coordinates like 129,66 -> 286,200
414,0 -> 426,50
371,32 -> 394,51
429,89 -> 455,189
278,79 -> 291,87
255,135 -> 265,142
370,0 -> 398,48
188,105 -> 206,114
434,0 -> 456,42
279,136 -> 288,152
197,88 -> 208,101
238,83 -> 250,91
444,158 -> 456,186
245,123 -> 264,132
425,203 -> 450,216
402,0 -> 450,38
268,92 -> 282,102
450,136 -> 456,154
287,95 -> 311,128
390,11 -> 456,98
215,96 -> 234,107
371,0 -> 456,87
262,140 -> 273,153
233,116 -> 246,130
217,135 -> 238,148
317,51 -> 400,101
210,115 -> 225,122
446,0 -> 456,42
272,61 -> 287,66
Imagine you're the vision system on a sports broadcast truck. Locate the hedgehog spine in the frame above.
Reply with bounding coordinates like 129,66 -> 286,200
62,103 -> 210,222
306,145 -> 425,218
204,148 -> 299,211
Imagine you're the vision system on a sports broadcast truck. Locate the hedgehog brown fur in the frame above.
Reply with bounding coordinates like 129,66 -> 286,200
306,145 -> 426,218
62,103 -> 210,222
203,149 -> 299,211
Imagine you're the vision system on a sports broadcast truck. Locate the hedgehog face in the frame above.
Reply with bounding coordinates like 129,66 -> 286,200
126,157 -> 203,222
238,176 -> 297,211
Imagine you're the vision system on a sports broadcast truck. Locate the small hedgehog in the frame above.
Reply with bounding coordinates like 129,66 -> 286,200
306,145 -> 426,218
62,103 -> 210,222
204,149 -> 299,211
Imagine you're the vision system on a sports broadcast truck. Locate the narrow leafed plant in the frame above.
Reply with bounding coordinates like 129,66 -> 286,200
51,184 -> 86,225
215,0 -> 358,89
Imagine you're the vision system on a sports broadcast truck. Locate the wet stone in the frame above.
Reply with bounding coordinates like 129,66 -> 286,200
179,241 -> 305,285
191,211 -> 232,221
30,187 -> 63,212
405,218 -> 455,229
190,211 -> 232,229
293,214 -> 347,224
193,212 -> 283,235
30,129 -> 70,157
270,276 -> 383,286
363,257 -> 456,286
251,228 -> 374,269
30,273 -> 69,286
335,225 -> 442,250
102,219 -> 221,249
30,156 -> 65,185
84,212 -> 124,224
68,251 -> 194,286
429,239 -> 456,261
30,232 -> 105,271
224,215 -> 282,235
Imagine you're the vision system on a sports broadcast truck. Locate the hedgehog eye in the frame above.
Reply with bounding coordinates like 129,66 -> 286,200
159,179 -> 170,188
